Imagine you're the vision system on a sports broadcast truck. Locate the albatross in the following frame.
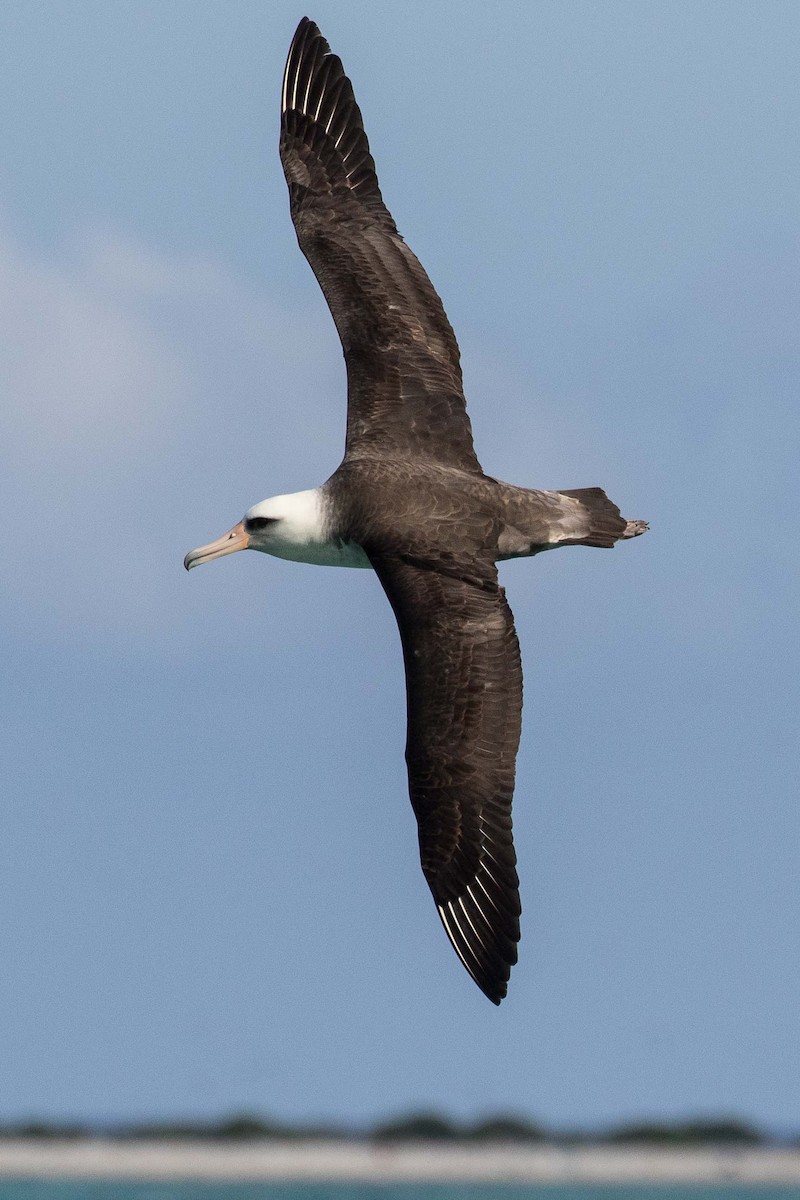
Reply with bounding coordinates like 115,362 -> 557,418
185,17 -> 648,1004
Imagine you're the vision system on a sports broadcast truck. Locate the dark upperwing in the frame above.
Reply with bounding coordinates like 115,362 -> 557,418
369,549 -> 522,1003
280,18 -> 482,472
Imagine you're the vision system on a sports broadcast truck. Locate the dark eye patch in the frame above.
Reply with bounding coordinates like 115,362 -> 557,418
245,515 -> 278,532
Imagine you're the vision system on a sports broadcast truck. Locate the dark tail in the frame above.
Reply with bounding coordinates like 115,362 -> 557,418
558,487 -> 649,548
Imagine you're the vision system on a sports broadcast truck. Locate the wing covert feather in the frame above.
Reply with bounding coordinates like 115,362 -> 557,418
369,550 -> 523,1003
280,19 -> 480,471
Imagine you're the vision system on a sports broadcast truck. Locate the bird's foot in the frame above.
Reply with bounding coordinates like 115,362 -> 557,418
622,518 -> 649,539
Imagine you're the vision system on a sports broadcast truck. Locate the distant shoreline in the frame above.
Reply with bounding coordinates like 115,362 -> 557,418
1,1140 -> 799,1183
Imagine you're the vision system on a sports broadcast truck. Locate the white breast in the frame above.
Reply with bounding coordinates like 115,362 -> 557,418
264,538 -> 372,568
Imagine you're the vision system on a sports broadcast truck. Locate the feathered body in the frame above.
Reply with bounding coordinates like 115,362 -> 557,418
184,19 -> 647,1003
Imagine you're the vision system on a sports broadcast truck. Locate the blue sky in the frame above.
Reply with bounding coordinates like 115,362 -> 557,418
1,0 -> 798,1129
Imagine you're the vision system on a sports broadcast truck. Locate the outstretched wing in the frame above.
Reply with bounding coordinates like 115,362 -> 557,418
280,18 -> 481,472
369,550 -> 522,1003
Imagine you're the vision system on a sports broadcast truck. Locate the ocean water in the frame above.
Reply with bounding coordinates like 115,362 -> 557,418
0,1185 -> 796,1200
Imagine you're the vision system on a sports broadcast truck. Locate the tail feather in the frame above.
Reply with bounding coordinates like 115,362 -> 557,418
494,482 -> 648,558
558,487 -> 649,548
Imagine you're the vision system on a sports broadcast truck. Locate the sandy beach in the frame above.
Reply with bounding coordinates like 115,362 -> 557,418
0,1140 -> 799,1184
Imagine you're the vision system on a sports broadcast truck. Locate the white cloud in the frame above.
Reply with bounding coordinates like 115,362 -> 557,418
0,223 -> 341,643
0,227 -> 194,466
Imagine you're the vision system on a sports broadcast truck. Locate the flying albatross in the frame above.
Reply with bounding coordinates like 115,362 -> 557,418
185,17 -> 648,1004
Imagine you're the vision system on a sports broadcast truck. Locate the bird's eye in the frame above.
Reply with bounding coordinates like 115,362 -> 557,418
244,515 -> 278,532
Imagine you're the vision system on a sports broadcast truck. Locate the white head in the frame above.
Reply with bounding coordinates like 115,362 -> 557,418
183,488 -> 325,571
